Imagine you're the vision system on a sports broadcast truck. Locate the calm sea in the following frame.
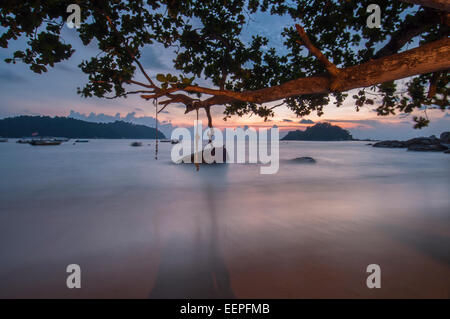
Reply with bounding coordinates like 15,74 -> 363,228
0,139 -> 449,298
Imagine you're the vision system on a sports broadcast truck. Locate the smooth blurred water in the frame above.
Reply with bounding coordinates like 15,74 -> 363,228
0,139 -> 449,298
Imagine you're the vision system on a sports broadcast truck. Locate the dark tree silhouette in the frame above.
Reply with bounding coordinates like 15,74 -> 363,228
282,122 -> 354,141
1,0 -> 448,129
0,116 -> 165,139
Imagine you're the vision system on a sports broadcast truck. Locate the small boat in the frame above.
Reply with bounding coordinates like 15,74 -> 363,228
17,138 -> 32,144
171,139 -> 180,144
75,139 -> 89,143
0,138 -> 8,142
30,140 -> 62,146
131,142 -> 142,147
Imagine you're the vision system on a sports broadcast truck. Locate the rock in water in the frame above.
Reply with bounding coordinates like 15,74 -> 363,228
405,136 -> 440,146
440,132 -> 450,144
373,133 -> 449,152
444,149 -> 450,154
404,135 -> 447,151
182,146 -> 228,164
293,157 -> 316,163
407,144 -> 448,152
372,140 -> 406,148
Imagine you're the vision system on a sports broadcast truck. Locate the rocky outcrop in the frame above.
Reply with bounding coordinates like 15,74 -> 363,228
182,146 -> 228,164
372,132 -> 449,153
407,144 -> 448,152
405,136 -> 440,146
440,132 -> 450,144
404,135 -> 448,152
372,140 -> 406,148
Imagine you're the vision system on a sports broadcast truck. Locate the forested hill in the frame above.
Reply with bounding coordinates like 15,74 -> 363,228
0,116 -> 165,139
282,122 -> 353,141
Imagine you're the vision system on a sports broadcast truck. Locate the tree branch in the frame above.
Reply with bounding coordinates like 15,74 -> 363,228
147,92 -> 196,110
427,71 -> 441,98
294,24 -> 340,77
158,37 -> 450,112
105,90 -> 153,99
205,106 -> 213,128
133,58 -> 157,88
269,101 -> 285,110
400,0 -> 450,12
374,8 -> 442,59
104,15 -> 157,88
126,79 -> 154,88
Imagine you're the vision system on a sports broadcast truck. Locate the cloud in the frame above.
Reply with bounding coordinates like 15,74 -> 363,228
134,107 -> 143,112
140,45 -> 167,70
325,119 -> 380,126
21,109 -> 41,116
282,119 -> 293,122
54,64 -> 77,73
68,110 -> 174,137
0,67 -> 27,83
299,119 -> 314,124
322,117 -> 450,140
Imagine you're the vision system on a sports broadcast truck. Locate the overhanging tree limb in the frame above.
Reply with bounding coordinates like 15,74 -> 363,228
400,0 -> 450,12
427,71 -> 441,98
2,1 -> 448,129
140,37 -> 450,111
374,8 -> 443,59
294,24 -> 340,77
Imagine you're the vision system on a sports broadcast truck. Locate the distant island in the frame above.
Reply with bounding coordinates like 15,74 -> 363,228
282,122 -> 353,141
0,116 -> 165,139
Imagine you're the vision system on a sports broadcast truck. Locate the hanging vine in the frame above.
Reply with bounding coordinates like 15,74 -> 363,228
195,107 -> 200,171
154,98 -> 158,160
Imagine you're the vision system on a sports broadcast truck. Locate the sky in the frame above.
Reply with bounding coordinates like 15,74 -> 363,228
0,6 -> 448,140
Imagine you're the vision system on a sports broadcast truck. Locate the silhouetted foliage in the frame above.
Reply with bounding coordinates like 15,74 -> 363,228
0,116 -> 165,139
0,1 -> 448,128
282,122 -> 353,141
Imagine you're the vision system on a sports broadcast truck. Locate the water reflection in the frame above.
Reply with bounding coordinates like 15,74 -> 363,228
0,140 -> 448,298
149,165 -> 234,298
